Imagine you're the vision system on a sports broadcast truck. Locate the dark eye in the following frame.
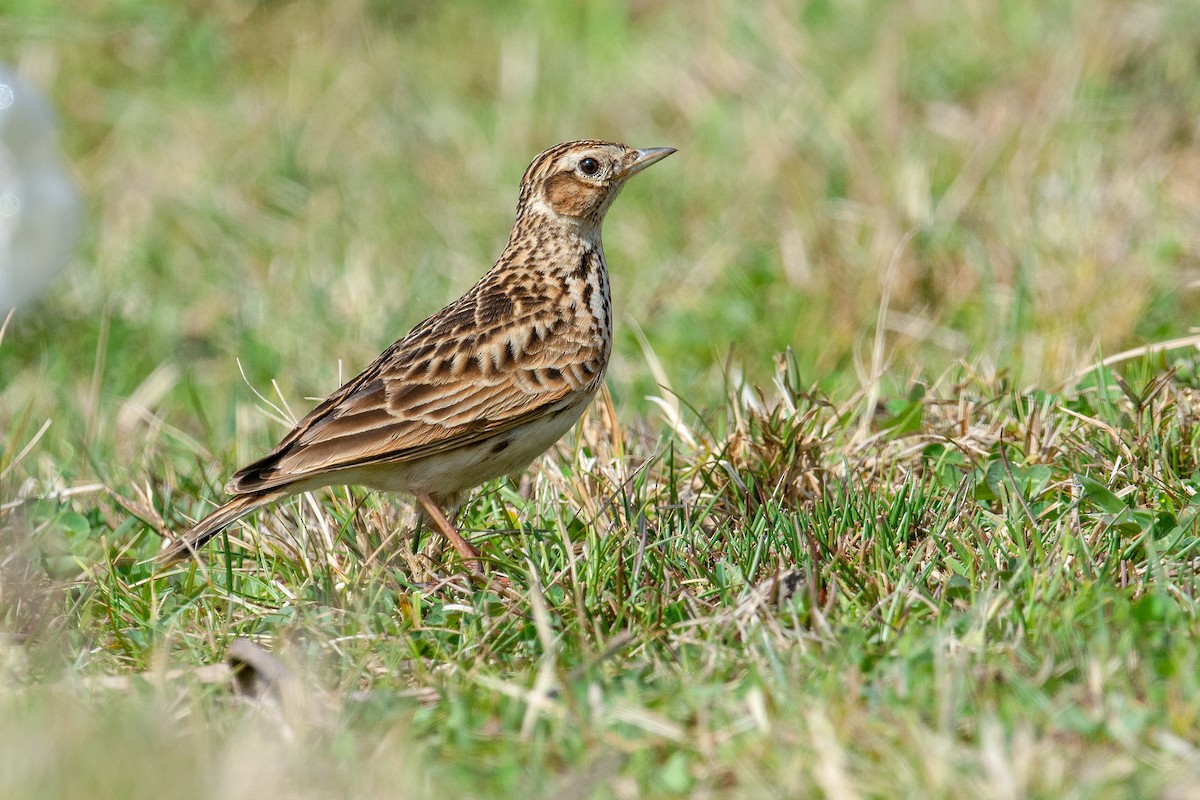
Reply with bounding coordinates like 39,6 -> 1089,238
579,157 -> 600,176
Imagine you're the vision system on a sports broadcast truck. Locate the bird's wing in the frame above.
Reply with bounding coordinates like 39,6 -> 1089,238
226,289 -> 606,494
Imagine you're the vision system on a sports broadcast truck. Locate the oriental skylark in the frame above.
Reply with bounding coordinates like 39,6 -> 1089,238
160,140 -> 675,570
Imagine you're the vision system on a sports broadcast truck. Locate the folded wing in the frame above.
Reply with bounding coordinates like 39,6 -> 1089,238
227,293 -> 606,494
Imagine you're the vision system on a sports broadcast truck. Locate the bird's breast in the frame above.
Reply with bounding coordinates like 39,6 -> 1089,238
566,248 -> 612,349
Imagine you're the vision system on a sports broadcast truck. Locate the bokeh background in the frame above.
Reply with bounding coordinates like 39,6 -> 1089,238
5,0 -> 1200,482
4,3 -> 1200,797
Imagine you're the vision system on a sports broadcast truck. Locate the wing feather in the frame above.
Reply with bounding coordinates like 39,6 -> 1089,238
227,295 -> 605,494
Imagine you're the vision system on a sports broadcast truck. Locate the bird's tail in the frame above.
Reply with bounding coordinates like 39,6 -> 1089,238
157,490 -> 285,565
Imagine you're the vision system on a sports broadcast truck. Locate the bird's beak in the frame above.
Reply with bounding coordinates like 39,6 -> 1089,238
621,147 -> 677,178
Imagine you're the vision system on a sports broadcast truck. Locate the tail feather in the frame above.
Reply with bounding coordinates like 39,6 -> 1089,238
158,490 -> 285,565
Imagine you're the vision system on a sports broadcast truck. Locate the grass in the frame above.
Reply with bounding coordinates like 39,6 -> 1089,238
3,0 -> 1200,797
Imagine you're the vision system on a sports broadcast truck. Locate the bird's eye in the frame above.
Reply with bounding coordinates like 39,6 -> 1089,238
578,157 -> 601,176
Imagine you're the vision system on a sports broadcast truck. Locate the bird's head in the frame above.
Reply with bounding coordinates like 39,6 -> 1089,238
516,140 -> 675,233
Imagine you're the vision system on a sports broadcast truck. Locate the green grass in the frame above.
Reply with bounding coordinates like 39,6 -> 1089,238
4,0 -> 1200,797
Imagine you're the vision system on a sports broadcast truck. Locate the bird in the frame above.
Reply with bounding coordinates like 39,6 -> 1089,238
159,139 -> 676,571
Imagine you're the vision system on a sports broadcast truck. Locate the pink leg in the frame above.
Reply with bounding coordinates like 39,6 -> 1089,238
415,491 -> 482,573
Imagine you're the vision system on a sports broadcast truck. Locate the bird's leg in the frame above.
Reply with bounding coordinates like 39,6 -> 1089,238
414,491 -> 482,574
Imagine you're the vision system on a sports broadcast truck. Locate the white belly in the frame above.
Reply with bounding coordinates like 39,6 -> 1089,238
406,393 -> 594,493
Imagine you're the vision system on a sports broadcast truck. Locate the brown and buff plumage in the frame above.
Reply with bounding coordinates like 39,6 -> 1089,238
159,140 -> 675,569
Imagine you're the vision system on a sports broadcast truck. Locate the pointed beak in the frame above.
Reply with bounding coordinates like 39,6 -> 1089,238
621,147 -> 677,178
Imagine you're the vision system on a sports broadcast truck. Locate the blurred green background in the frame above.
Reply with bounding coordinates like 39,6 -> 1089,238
4,4 -> 1200,797
3,0 -> 1200,495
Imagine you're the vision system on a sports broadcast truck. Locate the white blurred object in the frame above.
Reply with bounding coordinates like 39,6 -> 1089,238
0,66 -> 81,315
